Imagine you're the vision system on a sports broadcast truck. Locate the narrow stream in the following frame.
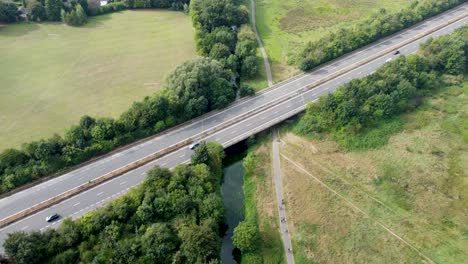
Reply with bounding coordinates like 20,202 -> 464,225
220,144 -> 247,263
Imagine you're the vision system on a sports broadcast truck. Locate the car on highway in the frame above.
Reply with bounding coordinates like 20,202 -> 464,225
394,50 -> 400,55
189,142 -> 200,150
46,213 -> 59,222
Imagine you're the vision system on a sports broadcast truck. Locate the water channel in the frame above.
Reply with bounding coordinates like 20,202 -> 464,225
220,144 -> 247,264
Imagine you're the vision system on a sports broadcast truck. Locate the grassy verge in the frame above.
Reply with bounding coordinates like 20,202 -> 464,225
276,79 -> 468,263
254,0 -> 410,81
242,135 -> 285,263
0,10 -> 195,151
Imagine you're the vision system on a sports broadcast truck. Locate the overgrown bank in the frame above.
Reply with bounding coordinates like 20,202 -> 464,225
2,142 -> 226,263
231,137 -> 284,263
296,25 -> 467,150
298,0 -> 467,71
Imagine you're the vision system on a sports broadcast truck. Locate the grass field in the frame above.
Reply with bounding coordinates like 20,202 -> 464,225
255,0 -> 411,81
0,10 -> 196,151
275,80 -> 468,263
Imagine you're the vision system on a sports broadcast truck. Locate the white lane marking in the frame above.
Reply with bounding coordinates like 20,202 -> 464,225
119,181 -> 126,185
73,202 -> 81,207
160,162 -> 167,166
97,192 -> 104,196
178,154 -> 185,158
20,226 -> 28,230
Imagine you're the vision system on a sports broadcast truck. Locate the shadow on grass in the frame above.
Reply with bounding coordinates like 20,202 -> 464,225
0,22 -> 40,37
80,12 -> 116,29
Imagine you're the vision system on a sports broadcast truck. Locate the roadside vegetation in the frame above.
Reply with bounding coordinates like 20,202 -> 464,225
298,0 -> 466,72
279,26 -> 467,263
296,26 -> 467,151
0,0 -> 260,194
234,137 -> 284,263
254,0 -> 465,81
279,76 -> 467,263
254,0 -> 411,81
2,142 -> 226,263
0,10 -> 195,151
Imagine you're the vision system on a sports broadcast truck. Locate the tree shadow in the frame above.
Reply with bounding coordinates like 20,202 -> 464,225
0,22 -> 40,37
80,11 -> 118,29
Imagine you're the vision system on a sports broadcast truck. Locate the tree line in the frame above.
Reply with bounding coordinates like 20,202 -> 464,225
0,0 -> 259,194
298,0 -> 466,71
0,58 -> 235,194
2,142 -> 226,264
190,0 -> 259,84
296,26 -> 467,148
0,0 -> 188,25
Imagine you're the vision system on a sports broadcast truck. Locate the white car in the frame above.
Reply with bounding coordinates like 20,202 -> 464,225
189,142 -> 200,150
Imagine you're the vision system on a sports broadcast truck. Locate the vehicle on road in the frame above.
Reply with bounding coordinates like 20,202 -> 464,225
46,213 -> 59,222
189,142 -> 200,150
394,50 -> 400,55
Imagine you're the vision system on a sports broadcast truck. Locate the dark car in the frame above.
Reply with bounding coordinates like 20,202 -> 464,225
394,50 -> 400,55
46,213 -> 59,222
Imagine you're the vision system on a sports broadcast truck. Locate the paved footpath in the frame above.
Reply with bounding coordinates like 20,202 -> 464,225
272,129 -> 295,264
251,0 -> 294,260
251,0 -> 273,87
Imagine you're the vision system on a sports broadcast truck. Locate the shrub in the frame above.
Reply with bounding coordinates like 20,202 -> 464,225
45,0 -> 62,21
61,3 -> 87,26
239,85 -> 255,97
0,0 -> 18,23
27,0 -> 46,21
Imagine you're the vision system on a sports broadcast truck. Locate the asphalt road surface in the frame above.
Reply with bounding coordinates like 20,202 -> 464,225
272,130 -> 294,264
0,3 -> 467,250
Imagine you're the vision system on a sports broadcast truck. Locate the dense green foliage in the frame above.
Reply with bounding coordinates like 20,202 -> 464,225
232,221 -> 260,253
298,0 -> 466,71
3,142 -> 225,263
88,1 -> 126,16
165,57 -> 236,115
190,0 -> 258,79
61,3 -> 87,26
44,0 -> 62,21
26,0 -> 46,21
0,0 -> 18,23
296,26 -> 468,149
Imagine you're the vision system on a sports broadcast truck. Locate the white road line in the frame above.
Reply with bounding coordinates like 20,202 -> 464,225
97,192 -> 104,196
73,202 -> 80,207
20,226 -> 28,230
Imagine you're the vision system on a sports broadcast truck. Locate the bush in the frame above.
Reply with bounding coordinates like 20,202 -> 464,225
61,3 -> 87,26
0,0 -> 18,23
232,221 -> 260,253
89,2 -> 126,15
45,0 -> 62,21
27,0 -> 46,21
239,85 -> 255,97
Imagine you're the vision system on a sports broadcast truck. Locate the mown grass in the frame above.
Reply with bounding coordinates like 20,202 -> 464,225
277,79 -> 468,263
0,10 -> 196,151
254,0 -> 411,81
242,135 -> 285,263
